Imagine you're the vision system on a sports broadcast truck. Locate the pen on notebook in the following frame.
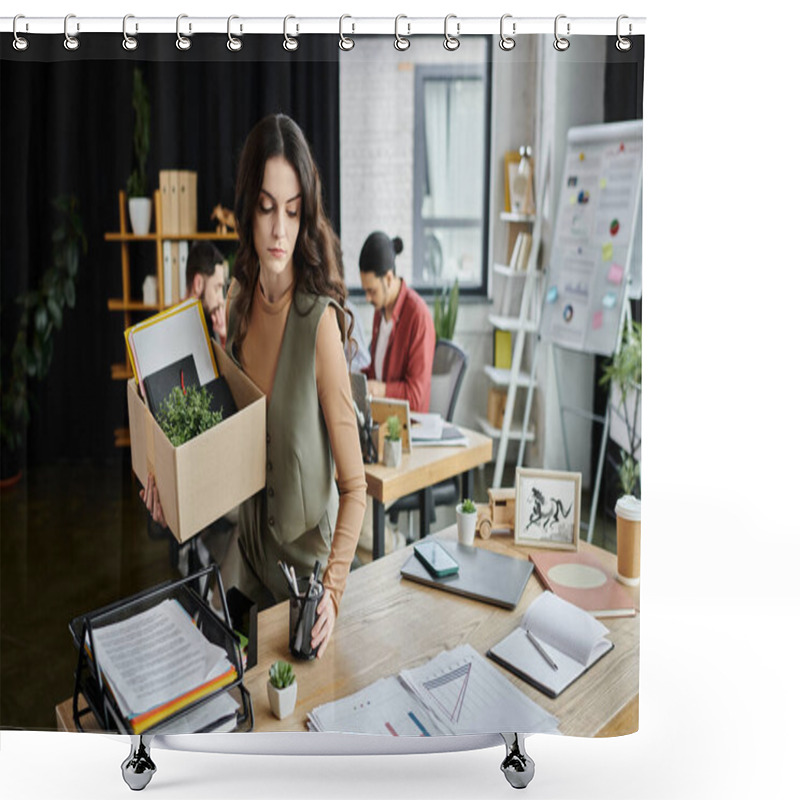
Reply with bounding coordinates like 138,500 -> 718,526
526,630 -> 558,671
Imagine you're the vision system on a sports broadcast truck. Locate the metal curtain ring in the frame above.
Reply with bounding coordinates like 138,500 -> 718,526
339,15 -> 354,51
553,14 -> 570,51
13,15 -> 29,51
499,14 -> 515,51
443,14 -> 460,51
176,14 -> 191,50
122,15 -> 138,51
283,16 -> 298,51
64,13 -> 80,51
616,15 -> 632,52
394,15 -> 410,51
227,15 -> 242,51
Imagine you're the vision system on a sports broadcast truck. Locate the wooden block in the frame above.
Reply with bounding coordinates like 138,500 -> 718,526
487,387 -> 508,429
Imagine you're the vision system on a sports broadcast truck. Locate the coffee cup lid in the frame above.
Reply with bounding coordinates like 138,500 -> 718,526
615,494 -> 641,521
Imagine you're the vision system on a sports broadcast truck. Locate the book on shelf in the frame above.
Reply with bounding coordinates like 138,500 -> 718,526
178,240 -> 189,299
162,240 -> 173,306
493,329 -> 512,370
178,170 -> 198,235
171,241 -> 180,305
514,232 -> 533,271
159,170 -> 181,237
529,549 -> 638,618
486,591 -> 613,699
88,597 -> 237,734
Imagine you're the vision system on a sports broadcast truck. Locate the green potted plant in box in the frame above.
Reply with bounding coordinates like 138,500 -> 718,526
599,320 -> 642,500
383,414 -> 402,468
456,498 -> 478,546
127,66 -> 152,235
267,660 -> 297,720
1,195 -> 86,485
155,385 -> 223,447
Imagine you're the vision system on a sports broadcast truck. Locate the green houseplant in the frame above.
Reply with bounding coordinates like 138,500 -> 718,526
456,497 -> 478,546
267,660 -> 297,719
155,385 -> 223,447
1,195 -> 86,483
433,278 -> 459,341
599,321 -> 641,497
126,66 -> 152,235
383,413 -> 402,468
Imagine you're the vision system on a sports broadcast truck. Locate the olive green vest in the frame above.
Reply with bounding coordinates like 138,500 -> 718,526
226,285 -> 345,598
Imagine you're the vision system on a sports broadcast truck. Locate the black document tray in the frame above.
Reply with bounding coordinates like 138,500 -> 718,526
69,565 -> 253,735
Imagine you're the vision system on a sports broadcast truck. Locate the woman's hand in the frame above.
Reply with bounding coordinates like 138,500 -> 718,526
139,473 -> 167,527
310,587 -> 336,659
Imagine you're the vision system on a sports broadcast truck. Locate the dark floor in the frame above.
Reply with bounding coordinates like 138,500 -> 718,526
0,456 -> 617,730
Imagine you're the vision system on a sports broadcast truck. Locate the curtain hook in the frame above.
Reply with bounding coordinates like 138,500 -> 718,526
227,15 -> 242,51
339,14 -> 355,51
394,15 -> 410,51
13,15 -> 29,51
64,13 -> 80,51
553,14 -> 570,51
283,15 -> 298,51
176,14 -> 192,50
616,15 -> 632,52
443,14 -> 460,51
122,14 -> 138,51
499,14 -> 516,51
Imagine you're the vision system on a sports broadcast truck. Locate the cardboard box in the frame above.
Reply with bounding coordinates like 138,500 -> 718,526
487,387 -> 508,429
128,341 -> 266,543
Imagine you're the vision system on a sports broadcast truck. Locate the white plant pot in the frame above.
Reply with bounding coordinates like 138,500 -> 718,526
267,681 -> 297,720
384,439 -> 402,468
128,197 -> 152,236
456,506 -> 478,546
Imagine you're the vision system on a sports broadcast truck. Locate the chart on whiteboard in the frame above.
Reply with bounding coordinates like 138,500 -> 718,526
541,122 -> 643,356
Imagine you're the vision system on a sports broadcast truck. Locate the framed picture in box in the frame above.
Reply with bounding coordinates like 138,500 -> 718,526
514,468 -> 581,550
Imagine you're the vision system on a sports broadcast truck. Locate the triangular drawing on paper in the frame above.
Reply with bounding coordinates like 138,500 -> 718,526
422,663 -> 471,723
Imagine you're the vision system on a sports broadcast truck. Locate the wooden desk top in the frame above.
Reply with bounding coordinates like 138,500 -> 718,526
364,428 -> 493,505
57,528 -> 639,738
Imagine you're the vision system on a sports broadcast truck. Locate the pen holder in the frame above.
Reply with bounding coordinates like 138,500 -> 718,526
289,578 -> 323,660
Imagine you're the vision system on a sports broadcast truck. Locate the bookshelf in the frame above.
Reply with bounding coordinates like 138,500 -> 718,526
106,189 -> 237,446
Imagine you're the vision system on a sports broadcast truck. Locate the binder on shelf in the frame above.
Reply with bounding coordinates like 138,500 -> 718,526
69,565 -> 253,735
159,170 -> 180,236
171,241 -> 180,304
162,240 -> 173,306
178,170 -> 198,235
178,240 -> 189,299
493,329 -> 512,370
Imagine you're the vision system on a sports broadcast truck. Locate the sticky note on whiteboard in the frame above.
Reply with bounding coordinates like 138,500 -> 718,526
608,263 -> 624,284
592,310 -> 604,330
602,243 -> 613,261
603,292 -> 617,309
546,286 -> 558,304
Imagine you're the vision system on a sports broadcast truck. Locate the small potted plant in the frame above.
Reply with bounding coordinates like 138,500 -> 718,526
383,414 -> 402,467
456,498 -> 478,546
156,385 -> 223,446
127,67 -> 152,235
267,660 -> 297,720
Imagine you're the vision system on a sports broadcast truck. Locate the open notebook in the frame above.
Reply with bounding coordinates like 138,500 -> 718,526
486,591 -> 613,698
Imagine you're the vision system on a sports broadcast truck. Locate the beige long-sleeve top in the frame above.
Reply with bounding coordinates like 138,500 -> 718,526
237,282 -> 367,613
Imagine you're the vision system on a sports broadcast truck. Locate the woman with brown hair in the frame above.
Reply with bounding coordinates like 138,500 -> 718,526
143,114 -> 366,657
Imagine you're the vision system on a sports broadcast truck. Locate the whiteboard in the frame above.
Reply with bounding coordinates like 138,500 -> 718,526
540,120 -> 643,356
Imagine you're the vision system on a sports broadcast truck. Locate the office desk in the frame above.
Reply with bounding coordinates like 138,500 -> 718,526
364,427 -> 493,560
57,527 -> 638,739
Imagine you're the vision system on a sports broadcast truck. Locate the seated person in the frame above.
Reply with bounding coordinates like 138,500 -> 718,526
358,231 -> 435,412
185,241 -> 228,347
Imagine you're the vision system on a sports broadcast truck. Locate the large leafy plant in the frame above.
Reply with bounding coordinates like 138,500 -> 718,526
126,67 -> 151,198
433,279 -> 459,341
1,195 -> 86,455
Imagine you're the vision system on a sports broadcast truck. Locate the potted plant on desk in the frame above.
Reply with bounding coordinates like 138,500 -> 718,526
456,498 -> 478,546
126,66 -> 152,235
383,414 -> 402,468
267,660 -> 297,720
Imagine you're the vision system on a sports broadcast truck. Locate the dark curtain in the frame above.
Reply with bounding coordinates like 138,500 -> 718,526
594,35 -> 645,519
1,35 -> 340,465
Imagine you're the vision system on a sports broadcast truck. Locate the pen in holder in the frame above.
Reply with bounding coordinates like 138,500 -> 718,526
289,577 -> 323,660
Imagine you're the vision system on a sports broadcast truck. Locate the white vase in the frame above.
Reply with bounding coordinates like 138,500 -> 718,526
267,680 -> 297,720
384,439 -> 402,468
128,197 -> 152,236
456,505 -> 478,546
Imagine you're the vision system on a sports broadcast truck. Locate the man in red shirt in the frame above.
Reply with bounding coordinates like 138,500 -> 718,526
359,231 -> 435,412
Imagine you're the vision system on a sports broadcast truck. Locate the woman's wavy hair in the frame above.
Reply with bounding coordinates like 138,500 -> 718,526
230,114 -> 352,350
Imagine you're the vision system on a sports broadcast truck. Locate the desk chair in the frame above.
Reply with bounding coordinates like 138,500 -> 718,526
389,339 -> 468,534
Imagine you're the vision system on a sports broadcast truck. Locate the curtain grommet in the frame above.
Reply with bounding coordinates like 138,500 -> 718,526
12,15 -> 29,51
499,14 -> 516,51
553,14 -> 570,51
394,15 -> 410,51
176,14 -> 192,51
64,14 -> 80,51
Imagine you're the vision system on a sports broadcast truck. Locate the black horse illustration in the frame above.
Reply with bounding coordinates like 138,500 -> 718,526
526,486 -> 573,533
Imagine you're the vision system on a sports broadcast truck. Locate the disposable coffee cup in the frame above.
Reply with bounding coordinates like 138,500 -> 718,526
289,577 -> 323,660
615,495 -> 641,586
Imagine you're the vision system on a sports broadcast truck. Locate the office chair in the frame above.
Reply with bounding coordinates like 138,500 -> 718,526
388,339 -> 468,532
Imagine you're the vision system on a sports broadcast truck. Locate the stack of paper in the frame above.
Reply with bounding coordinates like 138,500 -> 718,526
410,412 -> 468,447
90,598 -> 237,734
307,645 -> 558,736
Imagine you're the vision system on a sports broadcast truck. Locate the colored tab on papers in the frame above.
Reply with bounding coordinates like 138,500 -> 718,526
592,311 -> 604,330
608,263 -> 624,284
602,243 -> 613,261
